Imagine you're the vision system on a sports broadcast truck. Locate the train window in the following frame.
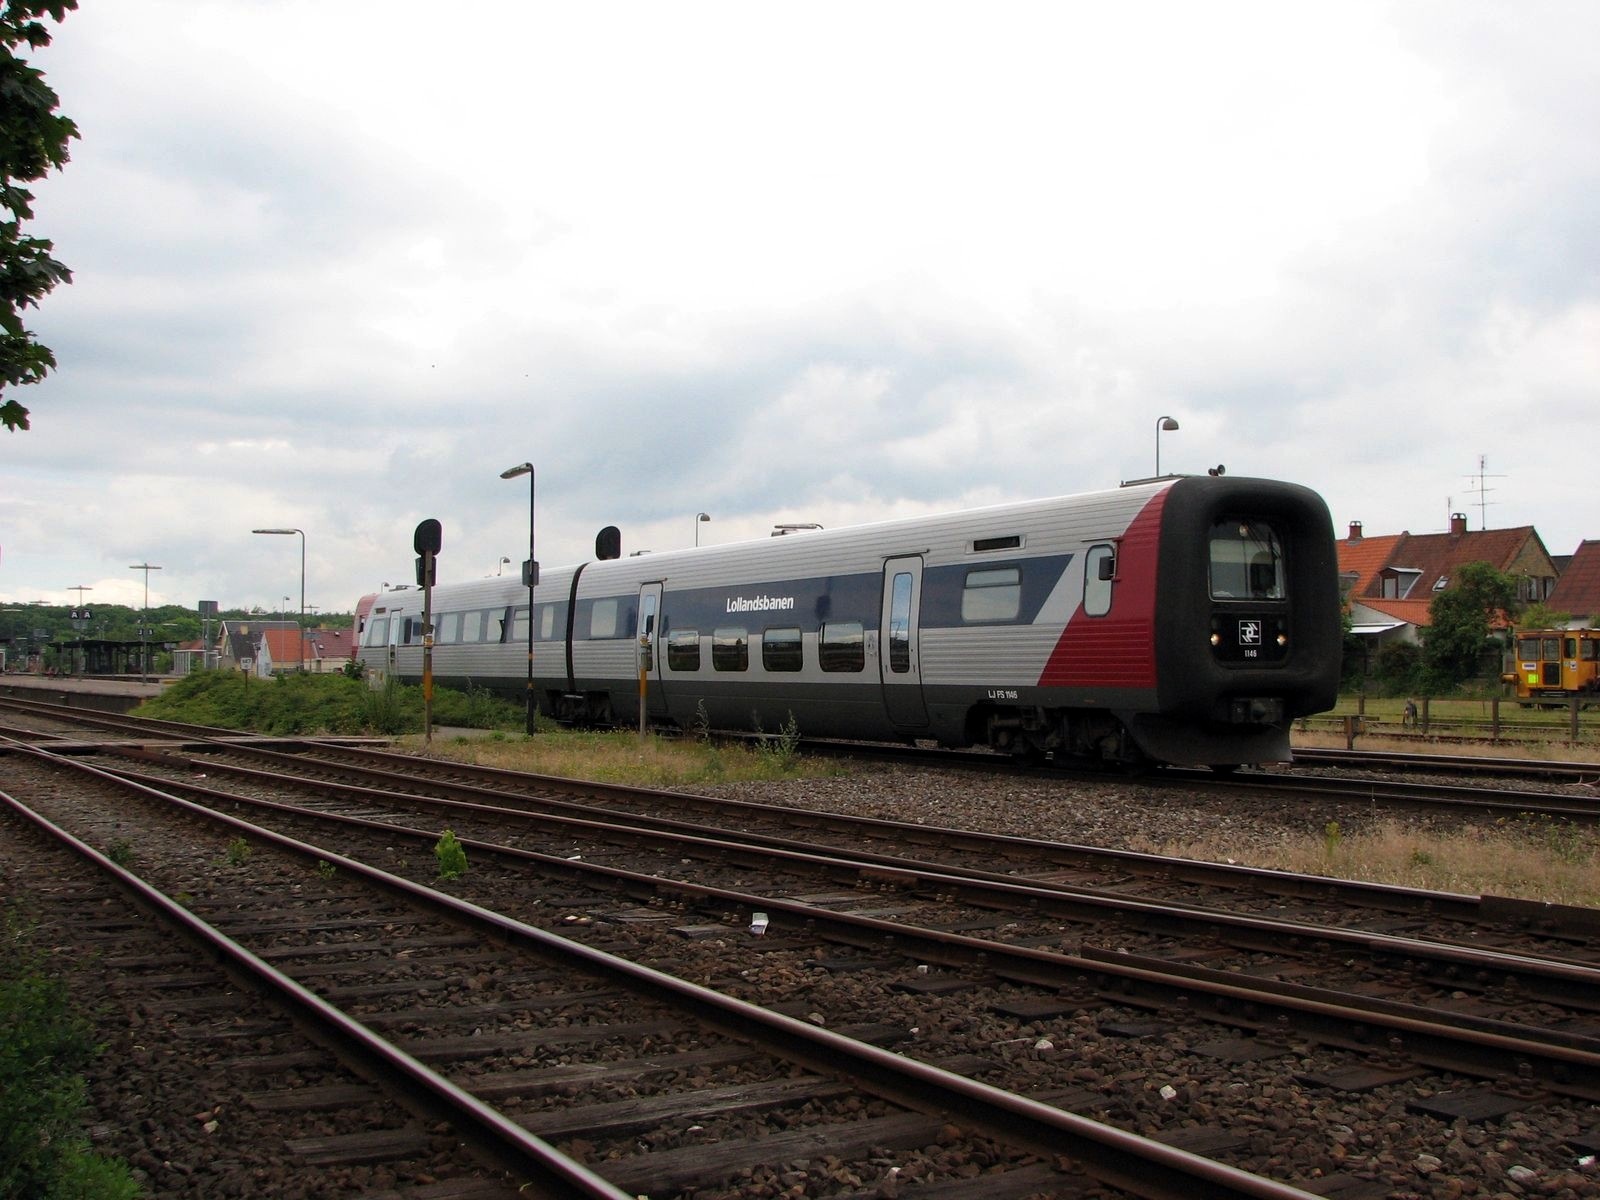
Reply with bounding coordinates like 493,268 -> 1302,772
1582,641 -> 1598,662
438,612 -> 461,644
763,627 -> 803,672
590,598 -> 619,639
820,621 -> 865,672
888,572 -> 914,671
509,606 -> 528,646
667,630 -> 701,671
493,609 -> 511,642
537,603 -> 558,641
1564,637 -> 1577,658
1083,546 -> 1115,617
713,627 -> 749,671
1544,637 -> 1561,660
365,616 -> 389,647
1209,520 -> 1285,600
961,567 -> 1020,623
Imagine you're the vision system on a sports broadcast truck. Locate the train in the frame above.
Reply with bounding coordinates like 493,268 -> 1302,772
356,474 -> 1343,768
1502,629 -> 1600,705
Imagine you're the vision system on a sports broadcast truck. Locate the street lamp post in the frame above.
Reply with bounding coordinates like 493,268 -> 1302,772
127,563 -> 162,683
499,463 -> 537,735
695,512 -> 710,546
1155,415 -> 1180,477
252,528 -> 305,672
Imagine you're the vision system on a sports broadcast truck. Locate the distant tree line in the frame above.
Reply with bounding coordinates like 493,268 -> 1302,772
1,603 -> 353,670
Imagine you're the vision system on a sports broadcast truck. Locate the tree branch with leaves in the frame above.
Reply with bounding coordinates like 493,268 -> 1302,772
1,0 -> 77,433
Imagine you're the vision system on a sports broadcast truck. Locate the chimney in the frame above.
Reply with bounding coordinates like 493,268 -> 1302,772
1449,512 -> 1468,536
1348,521 -> 1363,541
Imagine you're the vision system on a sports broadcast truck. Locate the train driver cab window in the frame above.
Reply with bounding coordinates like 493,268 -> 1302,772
1083,545 -> 1115,617
820,621 -> 865,672
962,567 -> 1021,623
1209,520 -> 1286,600
712,627 -> 748,671
667,630 -> 700,671
1583,640 -> 1598,662
365,616 -> 389,647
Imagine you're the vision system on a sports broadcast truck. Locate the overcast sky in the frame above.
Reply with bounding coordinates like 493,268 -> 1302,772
3,1 -> 1596,616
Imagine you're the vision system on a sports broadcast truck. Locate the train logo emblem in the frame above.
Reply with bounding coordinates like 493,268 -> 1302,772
1237,620 -> 1262,646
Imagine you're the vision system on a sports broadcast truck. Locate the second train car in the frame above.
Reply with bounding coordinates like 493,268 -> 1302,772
357,473 -> 1342,767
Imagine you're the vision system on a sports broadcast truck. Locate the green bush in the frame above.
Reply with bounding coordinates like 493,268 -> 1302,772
136,670 -> 523,736
1,906 -> 139,1199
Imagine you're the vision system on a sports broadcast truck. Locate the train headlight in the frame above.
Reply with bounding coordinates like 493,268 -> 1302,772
1210,633 -> 1221,646
1277,634 -> 1288,646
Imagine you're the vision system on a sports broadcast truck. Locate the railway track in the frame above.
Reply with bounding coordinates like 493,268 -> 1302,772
4,738 -> 1330,1200
6,703 -> 1600,1196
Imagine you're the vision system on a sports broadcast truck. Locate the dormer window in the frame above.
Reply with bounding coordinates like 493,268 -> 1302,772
1433,577 -> 1449,591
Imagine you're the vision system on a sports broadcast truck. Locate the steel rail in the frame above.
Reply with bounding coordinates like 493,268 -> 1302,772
0,785 -> 632,1200
4,738 -> 1324,1200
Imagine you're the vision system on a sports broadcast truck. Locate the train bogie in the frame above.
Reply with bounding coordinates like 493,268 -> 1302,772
357,475 -> 1342,767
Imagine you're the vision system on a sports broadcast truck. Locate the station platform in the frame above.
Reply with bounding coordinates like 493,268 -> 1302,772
0,674 -> 165,714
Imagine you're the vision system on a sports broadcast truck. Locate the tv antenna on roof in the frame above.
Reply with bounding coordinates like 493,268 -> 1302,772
1461,453 -> 1504,531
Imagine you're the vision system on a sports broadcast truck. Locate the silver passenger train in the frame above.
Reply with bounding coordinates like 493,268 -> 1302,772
357,474 -> 1341,767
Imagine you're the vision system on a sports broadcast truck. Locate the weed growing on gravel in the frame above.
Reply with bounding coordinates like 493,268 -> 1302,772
315,859 -> 337,880
1,906 -> 140,1199
225,836 -> 252,867
435,830 -> 468,880
106,838 -> 134,868
755,712 -> 803,772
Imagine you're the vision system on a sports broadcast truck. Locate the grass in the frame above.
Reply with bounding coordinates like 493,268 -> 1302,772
1,906 -> 140,1199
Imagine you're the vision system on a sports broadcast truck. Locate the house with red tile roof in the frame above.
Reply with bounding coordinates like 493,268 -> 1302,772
260,627 -> 356,675
1546,540 -> 1600,625
1336,513 -> 1559,648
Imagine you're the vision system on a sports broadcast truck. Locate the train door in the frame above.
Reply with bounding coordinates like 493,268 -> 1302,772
879,557 -> 929,727
636,583 -> 668,720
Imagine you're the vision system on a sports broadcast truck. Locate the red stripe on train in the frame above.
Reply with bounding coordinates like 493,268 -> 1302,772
1036,488 -> 1168,689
